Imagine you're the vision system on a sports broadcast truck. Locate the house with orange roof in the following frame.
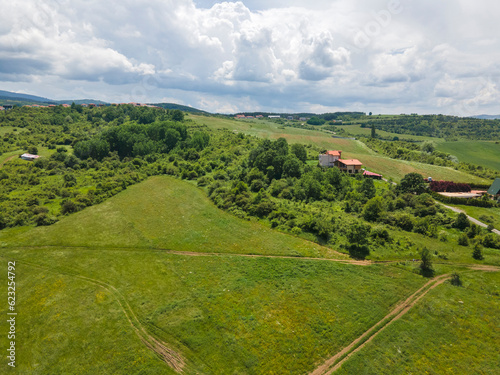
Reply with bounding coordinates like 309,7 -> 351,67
336,159 -> 363,174
319,150 -> 342,167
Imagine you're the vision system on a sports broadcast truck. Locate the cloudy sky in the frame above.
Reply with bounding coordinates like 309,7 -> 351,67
1,0 -> 499,115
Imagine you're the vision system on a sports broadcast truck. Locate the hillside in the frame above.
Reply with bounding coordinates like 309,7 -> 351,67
0,104 -> 499,374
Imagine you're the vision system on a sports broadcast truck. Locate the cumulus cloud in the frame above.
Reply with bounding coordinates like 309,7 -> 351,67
0,0 -> 499,114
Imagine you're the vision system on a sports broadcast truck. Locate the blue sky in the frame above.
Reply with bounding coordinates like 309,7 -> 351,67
1,0 -> 499,115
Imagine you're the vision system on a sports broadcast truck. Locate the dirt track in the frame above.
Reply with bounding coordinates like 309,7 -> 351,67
310,274 -> 451,375
0,154 -> 17,169
18,259 -> 185,372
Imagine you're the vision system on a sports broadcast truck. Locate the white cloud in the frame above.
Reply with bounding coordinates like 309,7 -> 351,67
0,0 -> 499,114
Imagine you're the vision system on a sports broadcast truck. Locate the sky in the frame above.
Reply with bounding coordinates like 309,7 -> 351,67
1,0 -> 500,115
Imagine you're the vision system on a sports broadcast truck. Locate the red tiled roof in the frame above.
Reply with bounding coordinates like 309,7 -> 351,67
326,150 -> 341,156
338,159 -> 363,166
363,170 -> 382,177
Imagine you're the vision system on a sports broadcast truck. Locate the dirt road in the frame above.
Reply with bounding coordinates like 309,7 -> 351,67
310,274 -> 451,375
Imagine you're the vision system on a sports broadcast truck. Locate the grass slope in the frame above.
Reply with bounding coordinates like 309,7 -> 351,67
437,141 -> 500,172
0,176 -> 341,259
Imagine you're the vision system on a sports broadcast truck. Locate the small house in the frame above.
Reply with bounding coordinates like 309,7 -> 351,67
20,153 -> 40,161
336,159 -> 363,174
319,150 -> 342,168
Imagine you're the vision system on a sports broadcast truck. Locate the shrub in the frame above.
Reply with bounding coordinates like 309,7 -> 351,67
458,233 -> 469,246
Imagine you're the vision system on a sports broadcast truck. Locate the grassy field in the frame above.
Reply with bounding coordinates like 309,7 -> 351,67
0,176 -> 343,259
0,175 -> 498,374
0,247 -> 426,374
337,270 -> 500,374
189,115 -> 490,184
336,124 -> 439,142
436,141 -> 500,172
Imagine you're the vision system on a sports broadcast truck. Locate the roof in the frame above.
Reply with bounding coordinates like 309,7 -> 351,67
363,170 -> 382,177
338,159 -> 363,166
21,153 -> 40,159
487,178 -> 500,195
438,192 -> 482,199
326,150 -> 342,156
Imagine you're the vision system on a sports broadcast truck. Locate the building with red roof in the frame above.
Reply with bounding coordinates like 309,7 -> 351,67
336,159 -> 363,174
363,170 -> 383,179
319,150 -> 342,167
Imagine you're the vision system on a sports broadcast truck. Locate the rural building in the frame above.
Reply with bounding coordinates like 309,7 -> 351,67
319,150 -> 342,168
487,178 -> 500,197
0,106 -> 4,111
363,170 -> 383,179
336,159 -> 363,174
268,115 -> 281,119
438,192 -> 484,199
20,153 -> 40,161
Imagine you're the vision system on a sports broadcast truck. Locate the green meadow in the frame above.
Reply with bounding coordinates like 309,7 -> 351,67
436,141 -> 500,172
337,270 -> 500,375
0,176 -> 498,374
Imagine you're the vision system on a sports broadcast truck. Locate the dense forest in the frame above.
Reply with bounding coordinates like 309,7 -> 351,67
1,105 -> 499,260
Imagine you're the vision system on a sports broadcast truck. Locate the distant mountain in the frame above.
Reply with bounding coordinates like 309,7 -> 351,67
0,90 -> 54,104
56,99 -> 109,105
151,103 -> 209,114
472,115 -> 500,120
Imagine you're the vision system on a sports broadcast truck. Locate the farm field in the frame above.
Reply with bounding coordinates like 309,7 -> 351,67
436,141 -> 500,172
189,115 -> 490,184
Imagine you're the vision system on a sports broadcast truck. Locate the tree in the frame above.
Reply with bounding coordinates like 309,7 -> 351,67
359,177 -> 376,200
371,124 -> 376,138
396,173 -> 426,195
171,110 -> 184,122
27,145 -> 38,155
362,196 -> 384,221
282,155 -> 302,178
472,243 -> 484,260
291,143 -> 307,162
346,221 -> 371,259
458,233 -> 469,246
419,247 -> 433,276
421,141 -> 436,153
454,213 -> 470,231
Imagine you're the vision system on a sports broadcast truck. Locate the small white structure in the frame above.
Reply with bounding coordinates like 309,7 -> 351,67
20,153 -> 40,161
319,150 -> 342,167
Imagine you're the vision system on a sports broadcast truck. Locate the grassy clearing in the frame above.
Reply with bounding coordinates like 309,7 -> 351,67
0,126 -> 28,136
1,247 -> 425,374
0,176 -> 341,259
336,271 -> 500,374
0,150 -> 23,166
437,141 -> 500,172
